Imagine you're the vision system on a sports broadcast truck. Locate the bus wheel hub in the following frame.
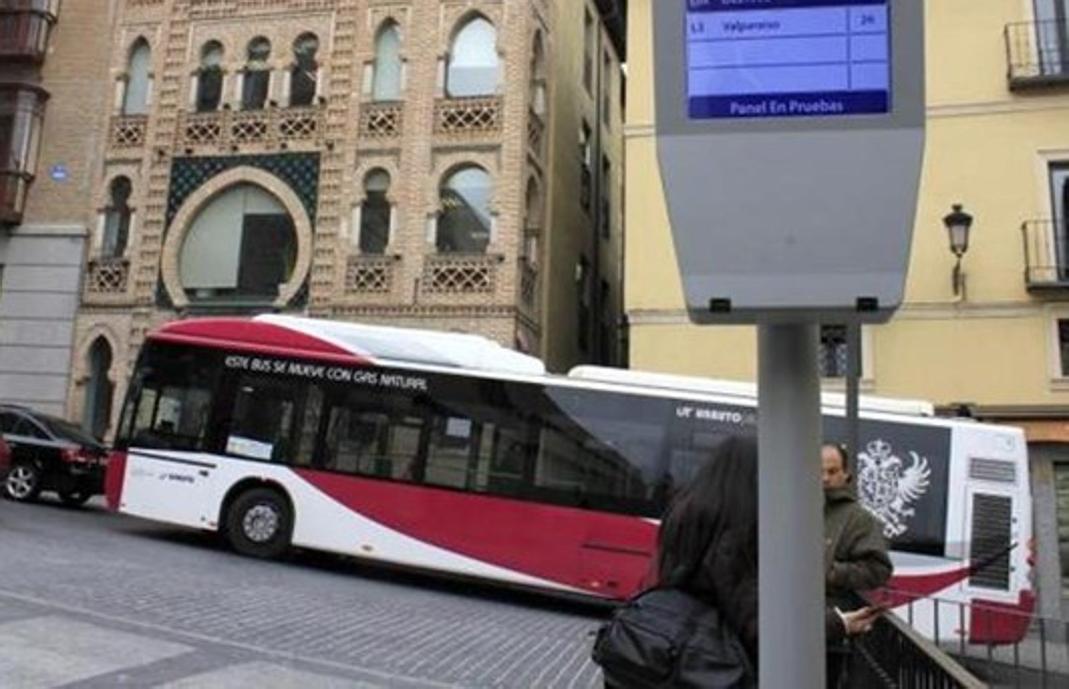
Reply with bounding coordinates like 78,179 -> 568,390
243,505 -> 279,542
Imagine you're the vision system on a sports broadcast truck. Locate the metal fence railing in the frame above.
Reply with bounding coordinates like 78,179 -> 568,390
849,611 -> 986,689
849,590 -> 1069,689
1021,220 -> 1069,289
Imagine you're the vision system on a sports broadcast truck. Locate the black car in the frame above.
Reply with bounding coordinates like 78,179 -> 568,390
0,404 -> 108,505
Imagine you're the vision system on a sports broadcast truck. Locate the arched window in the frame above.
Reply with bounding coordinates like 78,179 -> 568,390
372,22 -> 402,101
523,178 -> 541,266
179,183 -> 297,302
196,41 -> 224,112
437,166 -> 491,253
447,17 -> 499,97
290,33 -> 319,107
123,39 -> 151,115
360,169 -> 391,254
82,338 -> 113,441
102,177 -> 132,258
530,32 -> 546,116
242,37 -> 271,110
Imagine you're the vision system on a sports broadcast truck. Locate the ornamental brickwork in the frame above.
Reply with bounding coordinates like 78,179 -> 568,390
68,0 -> 626,437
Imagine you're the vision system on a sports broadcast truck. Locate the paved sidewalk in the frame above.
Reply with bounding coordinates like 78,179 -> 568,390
0,498 -> 607,688
0,592 -> 454,688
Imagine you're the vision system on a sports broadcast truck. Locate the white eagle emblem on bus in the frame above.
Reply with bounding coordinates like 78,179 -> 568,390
857,439 -> 931,539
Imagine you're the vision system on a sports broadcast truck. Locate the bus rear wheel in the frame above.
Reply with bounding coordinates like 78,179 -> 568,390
225,488 -> 292,559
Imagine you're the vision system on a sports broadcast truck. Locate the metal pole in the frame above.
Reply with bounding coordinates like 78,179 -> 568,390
758,323 -> 824,689
846,322 -> 862,472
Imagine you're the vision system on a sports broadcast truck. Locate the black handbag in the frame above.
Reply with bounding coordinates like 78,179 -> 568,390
591,587 -> 755,689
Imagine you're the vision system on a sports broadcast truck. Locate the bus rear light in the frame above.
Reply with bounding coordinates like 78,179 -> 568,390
104,451 -> 127,511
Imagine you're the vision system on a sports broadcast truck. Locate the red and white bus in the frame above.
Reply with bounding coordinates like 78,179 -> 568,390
106,315 -> 1034,643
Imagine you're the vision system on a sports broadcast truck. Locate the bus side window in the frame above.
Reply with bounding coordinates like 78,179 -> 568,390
484,424 -> 533,496
293,384 -> 324,467
320,387 -> 426,482
225,375 -> 302,463
534,425 -> 587,505
425,413 -> 479,489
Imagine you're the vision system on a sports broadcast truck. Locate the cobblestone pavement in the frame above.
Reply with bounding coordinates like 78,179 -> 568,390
0,497 -> 608,688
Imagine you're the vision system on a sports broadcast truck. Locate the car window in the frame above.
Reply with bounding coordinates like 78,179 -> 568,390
38,415 -> 101,447
13,417 -> 48,440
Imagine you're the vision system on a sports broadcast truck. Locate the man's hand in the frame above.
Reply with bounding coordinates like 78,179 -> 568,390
837,606 -> 884,636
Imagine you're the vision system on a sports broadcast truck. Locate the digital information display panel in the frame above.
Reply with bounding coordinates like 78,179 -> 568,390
686,0 -> 891,119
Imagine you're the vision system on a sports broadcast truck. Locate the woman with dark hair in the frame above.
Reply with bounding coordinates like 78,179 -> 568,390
654,435 -> 880,677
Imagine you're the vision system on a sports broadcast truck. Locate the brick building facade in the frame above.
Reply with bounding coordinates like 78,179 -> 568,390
1,1 -> 111,418
62,0 -> 624,438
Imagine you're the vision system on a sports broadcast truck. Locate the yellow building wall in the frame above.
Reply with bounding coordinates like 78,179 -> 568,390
625,0 -> 1069,408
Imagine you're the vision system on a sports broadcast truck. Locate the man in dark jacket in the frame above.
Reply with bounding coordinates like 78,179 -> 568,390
822,443 -> 893,603
823,443 -> 892,689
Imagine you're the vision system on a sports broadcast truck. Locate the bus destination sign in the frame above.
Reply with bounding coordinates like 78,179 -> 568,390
686,0 -> 891,120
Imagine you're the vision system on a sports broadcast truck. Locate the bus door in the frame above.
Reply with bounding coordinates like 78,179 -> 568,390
116,344 -> 225,527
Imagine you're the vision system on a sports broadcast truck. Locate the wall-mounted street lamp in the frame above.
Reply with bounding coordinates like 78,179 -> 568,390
942,203 -> 974,297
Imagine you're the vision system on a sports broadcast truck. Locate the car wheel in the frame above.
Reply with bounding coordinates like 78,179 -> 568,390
5,462 -> 42,502
225,488 -> 292,559
58,491 -> 91,507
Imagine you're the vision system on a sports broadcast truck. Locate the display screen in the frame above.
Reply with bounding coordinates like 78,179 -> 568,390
686,0 -> 891,119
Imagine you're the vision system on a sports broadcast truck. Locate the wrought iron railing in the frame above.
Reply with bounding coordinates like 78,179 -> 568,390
1005,20 -> 1069,88
1021,219 -> 1069,289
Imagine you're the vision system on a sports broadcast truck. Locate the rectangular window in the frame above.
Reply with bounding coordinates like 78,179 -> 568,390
1059,319 -> 1069,376
1054,462 -> 1069,597
224,374 -> 314,464
578,257 -> 591,351
602,50 -> 613,126
599,279 -> 612,364
320,384 -> 426,481
531,386 -> 683,516
580,121 -> 592,212
1050,165 -> 1069,275
600,155 -> 611,239
819,325 -> 848,378
242,70 -> 269,110
583,9 -> 594,94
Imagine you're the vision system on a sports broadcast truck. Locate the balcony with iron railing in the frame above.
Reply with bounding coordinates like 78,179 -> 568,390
1021,219 -> 1069,292
1006,20 -> 1069,89
0,0 -> 59,63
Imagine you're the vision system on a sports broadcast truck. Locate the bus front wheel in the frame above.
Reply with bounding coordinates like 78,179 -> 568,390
225,487 -> 293,559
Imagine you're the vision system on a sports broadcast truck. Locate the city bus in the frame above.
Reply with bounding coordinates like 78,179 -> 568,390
106,315 -> 1034,644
